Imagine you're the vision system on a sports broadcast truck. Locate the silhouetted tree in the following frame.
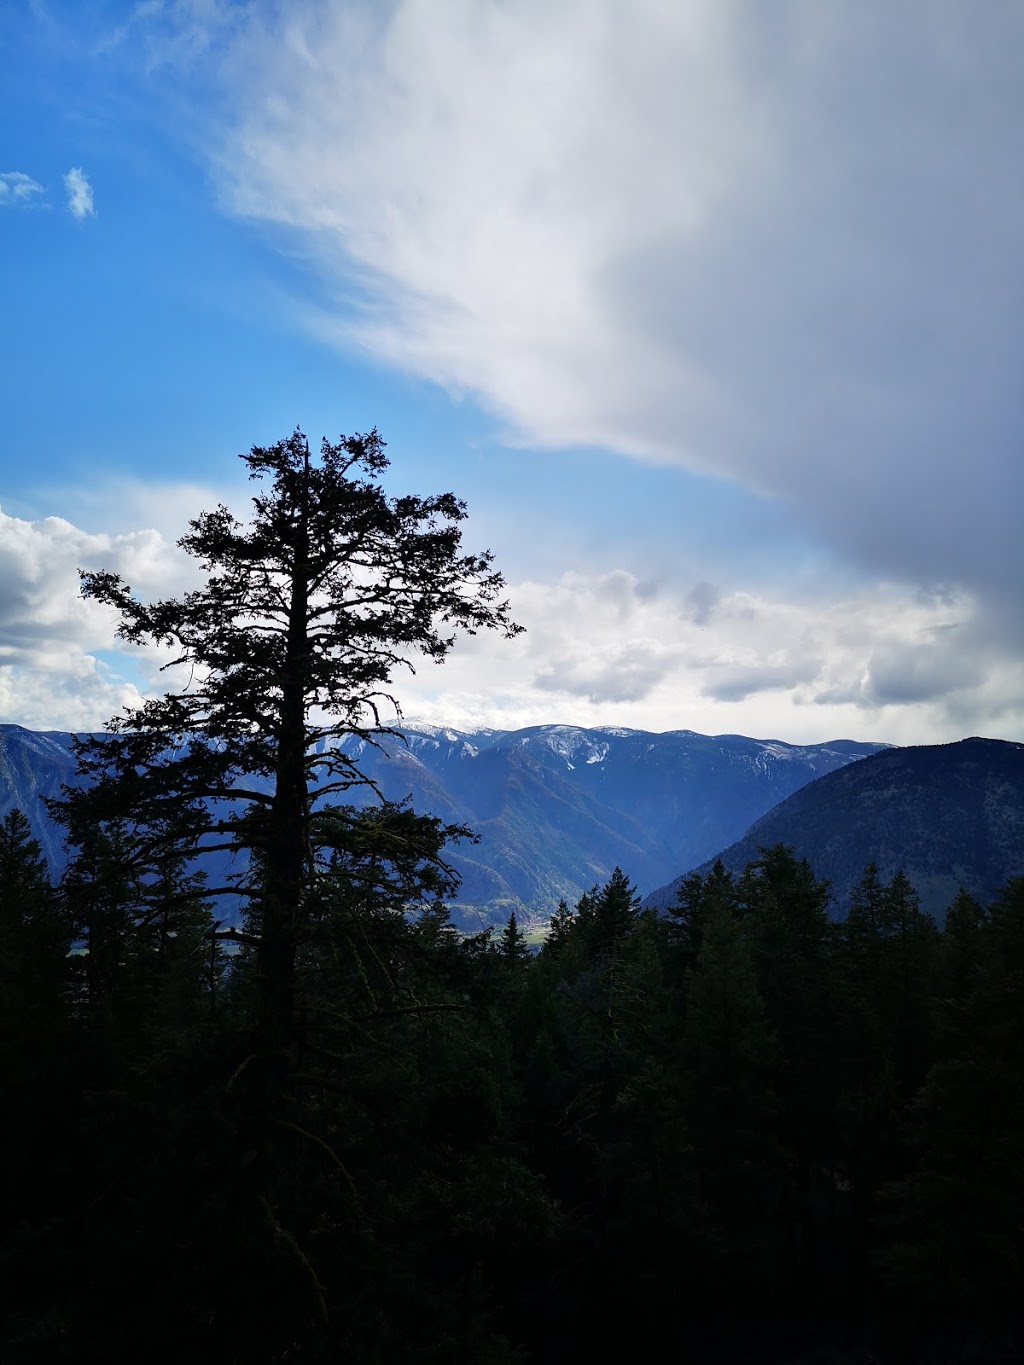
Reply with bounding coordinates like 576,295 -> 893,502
52,429 -> 519,1087
498,910 -> 531,963
39,429 -> 522,1360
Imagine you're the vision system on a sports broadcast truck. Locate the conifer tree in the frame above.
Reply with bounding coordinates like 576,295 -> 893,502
39,430 -> 522,1357
577,866 -> 640,963
543,898 -> 576,958
842,862 -> 887,976
0,806 -> 69,1091
665,858 -> 737,1005
937,886 -> 988,1005
499,910 -> 531,964
736,844 -> 839,1288
0,809 -> 66,1029
0,807 -> 53,921
683,896 -> 773,1105
879,869 -> 937,1096
836,861 -> 894,1105
681,894 -> 781,1298
881,880 -> 1024,1350
51,429 -> 519,1082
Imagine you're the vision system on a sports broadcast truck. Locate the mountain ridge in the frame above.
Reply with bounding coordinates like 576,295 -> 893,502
0,721 -> 884,925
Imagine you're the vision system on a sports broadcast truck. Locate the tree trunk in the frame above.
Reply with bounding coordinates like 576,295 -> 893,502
254,459 -> 311,1092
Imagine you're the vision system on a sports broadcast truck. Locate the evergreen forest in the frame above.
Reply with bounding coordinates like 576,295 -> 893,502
2,432 -> 1022,1363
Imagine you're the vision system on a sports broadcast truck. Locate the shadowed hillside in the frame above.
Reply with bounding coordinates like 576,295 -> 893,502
647,737 -> 1024,920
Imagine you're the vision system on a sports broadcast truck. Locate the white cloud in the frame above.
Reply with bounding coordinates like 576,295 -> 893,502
44,0 -> 1016,747
0,504 -> 195,731
1,497 -> 1019,744
396,569 -> 1024,746
63,166 -> 95,219
0,171 -> 44,205
213,0 -> 1024,628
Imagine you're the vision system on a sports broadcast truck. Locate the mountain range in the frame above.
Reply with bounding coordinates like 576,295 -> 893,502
0,722 -> 882,926
7,722 -> 1020,927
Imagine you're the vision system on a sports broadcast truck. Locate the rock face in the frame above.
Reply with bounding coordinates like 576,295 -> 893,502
646,737 -> 1024,922
0,721 -> 883,925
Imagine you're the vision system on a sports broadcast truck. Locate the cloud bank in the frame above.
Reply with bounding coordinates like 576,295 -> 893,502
398,568 -> 1024,746
0,505 -> 194,731
9,1 -> 1019,744
214,0 -> 1023,623
4,498 -> 1020,743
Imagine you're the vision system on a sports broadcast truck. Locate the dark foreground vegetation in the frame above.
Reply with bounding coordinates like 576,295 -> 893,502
2,431 -> 1021,1361
3,817 -> 1024,1363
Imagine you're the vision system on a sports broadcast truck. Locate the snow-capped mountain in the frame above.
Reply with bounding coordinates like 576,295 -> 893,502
0,721 -> 884,927
325,724 -> 884,923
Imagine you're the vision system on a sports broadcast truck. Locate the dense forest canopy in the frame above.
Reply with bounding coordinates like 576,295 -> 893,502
2,433 -> 1022,1363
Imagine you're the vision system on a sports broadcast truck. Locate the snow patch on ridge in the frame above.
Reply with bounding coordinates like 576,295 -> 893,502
533,725 -> 615,769
758,742 -> 800,762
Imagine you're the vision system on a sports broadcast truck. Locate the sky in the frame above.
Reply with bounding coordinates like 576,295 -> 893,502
1,0 -> 1022,745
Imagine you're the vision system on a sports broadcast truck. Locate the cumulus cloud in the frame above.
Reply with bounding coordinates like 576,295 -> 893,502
536,641 -> 681,705
396,568 -> 1024,745
862,635 -> 983,707
687,581 -> 720,628
0,171 -> 44,205
2,496 -> 1020,743
213,0 -> 1024,633
64,166 -> 95,219
0,505 -> 195,731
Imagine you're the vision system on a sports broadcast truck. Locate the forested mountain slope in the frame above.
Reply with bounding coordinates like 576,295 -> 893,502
647,736 -> 1024,920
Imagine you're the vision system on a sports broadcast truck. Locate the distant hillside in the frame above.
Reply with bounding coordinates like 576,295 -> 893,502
646,737 -> 1024,921
0,721 -> 884,926
317,725 -> 883,921
0,727 -> 86,869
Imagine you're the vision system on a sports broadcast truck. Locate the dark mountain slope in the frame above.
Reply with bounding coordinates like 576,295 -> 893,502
647,737 -> 1024,920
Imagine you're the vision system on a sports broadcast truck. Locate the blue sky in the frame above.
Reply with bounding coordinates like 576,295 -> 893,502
2,0 -> 1022,744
